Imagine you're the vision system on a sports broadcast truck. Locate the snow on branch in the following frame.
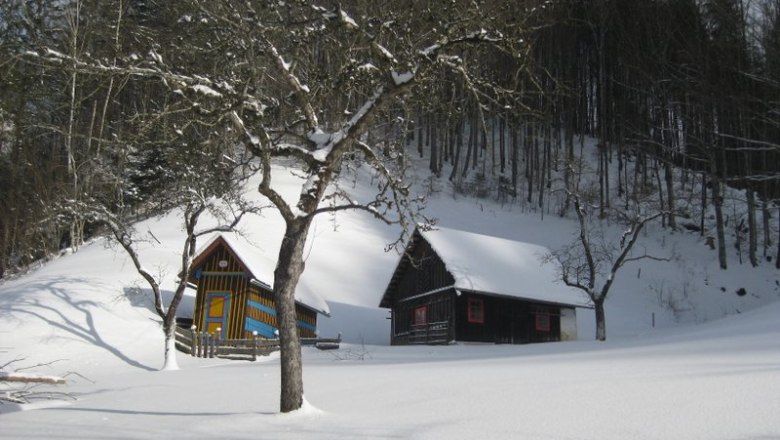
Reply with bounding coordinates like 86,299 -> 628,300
0,371 -> 66,385
23,49 -> 227,97
262,38 -> 319,131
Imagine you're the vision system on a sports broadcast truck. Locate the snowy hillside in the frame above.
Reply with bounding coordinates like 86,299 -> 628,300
1,159 -> 779,439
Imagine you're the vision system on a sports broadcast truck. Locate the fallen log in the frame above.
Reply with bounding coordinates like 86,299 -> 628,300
0,371 -> 66,385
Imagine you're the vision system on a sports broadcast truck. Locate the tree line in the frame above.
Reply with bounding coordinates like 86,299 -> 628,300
2,1 -> 778,277
407,0 -> 780,269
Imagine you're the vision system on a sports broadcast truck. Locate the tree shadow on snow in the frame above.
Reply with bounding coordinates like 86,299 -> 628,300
123,285 -> 195,320
55,406 -> 259,417
0,277 -> 156,371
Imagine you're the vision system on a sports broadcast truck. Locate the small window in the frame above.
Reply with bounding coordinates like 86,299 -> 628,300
467,298 -> 484,324
535,308 -> 551,332
413,305 -> 427,325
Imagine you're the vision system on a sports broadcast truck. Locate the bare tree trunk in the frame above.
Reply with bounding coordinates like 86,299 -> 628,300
762,199 -> 771,258
776,207 -> 780,270
274,219 -> 311,413
162,318 -> 179,371
429,117 -> 439,175
700,172 -> 707,236
746,186 -> 758,267
594,300 -> 606,341
66,0 -> 84,249
711,167 -> 728,270
664,161 -> 676,229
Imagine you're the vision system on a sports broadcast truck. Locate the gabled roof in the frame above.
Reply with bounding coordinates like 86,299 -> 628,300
190,233 -> 330,315
381,226 -> 591,308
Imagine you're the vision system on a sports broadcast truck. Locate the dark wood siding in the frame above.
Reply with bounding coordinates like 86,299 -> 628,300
388,238 -> 456,345
393,239 -> 454,301
391,289 -> 455,345
382,231 -> 570,346
455,294 -> 562,344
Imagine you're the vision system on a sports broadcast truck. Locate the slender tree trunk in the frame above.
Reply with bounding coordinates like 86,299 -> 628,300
655,163 -> 666,227
429,118 -> 439,175
526,124 -> 534,203
449,121 -> 462,182
746,186 -> 758,267
776,207 -> 780,269
700,172 -> 707,236
417,109 -> 424,158
710,161 -> 728,270
762,199 -> 771,258
511,125 -> 519,192
274,219 -> 311,413
664,161 -> 676,229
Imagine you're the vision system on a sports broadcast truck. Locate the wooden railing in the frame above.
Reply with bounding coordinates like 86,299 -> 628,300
407,321 -> 450,345
175,326 -> 342,360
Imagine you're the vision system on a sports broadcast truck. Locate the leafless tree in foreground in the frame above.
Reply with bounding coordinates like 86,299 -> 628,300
25,1 -> 538,411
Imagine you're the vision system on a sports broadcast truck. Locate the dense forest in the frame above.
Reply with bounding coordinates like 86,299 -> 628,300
1,0 -> 779,279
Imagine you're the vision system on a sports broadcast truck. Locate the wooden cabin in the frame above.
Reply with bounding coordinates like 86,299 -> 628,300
379,226 -> 591,345
188,234 -> 329,340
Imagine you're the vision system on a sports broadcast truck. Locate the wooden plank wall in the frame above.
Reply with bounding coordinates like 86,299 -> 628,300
192,246 -> 250,340
192,243 -> 318,339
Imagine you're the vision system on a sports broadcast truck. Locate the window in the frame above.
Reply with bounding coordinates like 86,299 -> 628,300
467,298 -> 484,324
535,308 -> 551,332
413,305 -> 427,325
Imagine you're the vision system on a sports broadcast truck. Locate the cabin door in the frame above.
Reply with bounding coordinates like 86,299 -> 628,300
204,292 -> 230,338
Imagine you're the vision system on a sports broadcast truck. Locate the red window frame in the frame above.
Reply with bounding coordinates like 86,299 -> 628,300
413,305 -> 427,325
467,298 -> 484,324
535,308 -> 551,332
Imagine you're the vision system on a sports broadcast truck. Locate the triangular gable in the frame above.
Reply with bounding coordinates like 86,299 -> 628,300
190,233 -> 330,315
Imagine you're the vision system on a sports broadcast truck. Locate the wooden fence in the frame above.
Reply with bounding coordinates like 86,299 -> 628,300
175,326 -> 342,361
408,321 -> 450,345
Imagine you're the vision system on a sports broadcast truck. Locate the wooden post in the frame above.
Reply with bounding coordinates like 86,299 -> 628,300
252,331 -> 259,361
215,327 -> 222,358
190,325 -> 197,357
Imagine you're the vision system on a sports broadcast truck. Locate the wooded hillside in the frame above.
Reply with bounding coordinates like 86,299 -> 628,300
1,0 -> 778,277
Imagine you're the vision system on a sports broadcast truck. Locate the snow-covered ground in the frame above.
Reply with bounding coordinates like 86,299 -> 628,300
1,163 -> 779,439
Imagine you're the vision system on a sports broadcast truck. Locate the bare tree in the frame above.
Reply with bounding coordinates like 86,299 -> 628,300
86,155 -> 260,370
24,0 -> 536,411
551,191 -> 665,341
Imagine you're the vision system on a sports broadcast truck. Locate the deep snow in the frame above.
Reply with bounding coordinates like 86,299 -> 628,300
1,161 -> 779,439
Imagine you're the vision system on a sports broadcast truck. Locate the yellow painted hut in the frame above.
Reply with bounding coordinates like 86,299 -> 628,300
188,234 -> 329,339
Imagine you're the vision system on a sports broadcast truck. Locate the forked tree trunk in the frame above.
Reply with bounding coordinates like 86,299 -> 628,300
274,219 -> 311,413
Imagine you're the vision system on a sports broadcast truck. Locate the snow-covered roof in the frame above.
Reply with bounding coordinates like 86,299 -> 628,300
384,226 -> 591,308
192,233 -> 330,315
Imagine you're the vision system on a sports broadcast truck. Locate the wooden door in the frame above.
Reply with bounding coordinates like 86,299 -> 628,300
204,292 -> 230,338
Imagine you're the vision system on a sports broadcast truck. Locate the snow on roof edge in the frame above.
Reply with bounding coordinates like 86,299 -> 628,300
193,233 -> 330,315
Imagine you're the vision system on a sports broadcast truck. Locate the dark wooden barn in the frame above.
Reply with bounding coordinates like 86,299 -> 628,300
188,234 -> 329,340
379,226 -> 590,345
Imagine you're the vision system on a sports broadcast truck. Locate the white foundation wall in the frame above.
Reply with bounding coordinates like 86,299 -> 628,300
560,307 -> 577,341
